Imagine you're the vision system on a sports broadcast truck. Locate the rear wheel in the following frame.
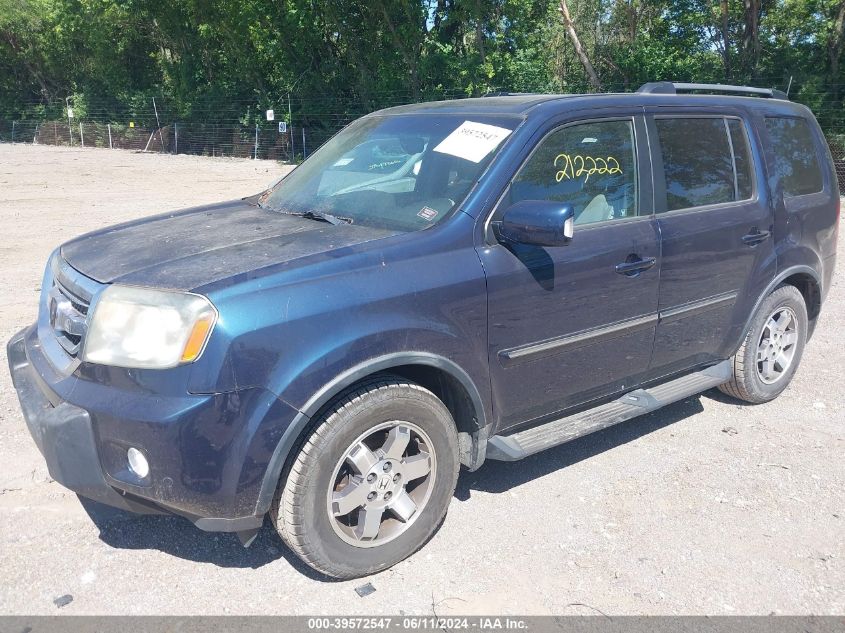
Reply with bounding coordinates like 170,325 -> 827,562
272,378 -> 459,579
719,284 -> 808,404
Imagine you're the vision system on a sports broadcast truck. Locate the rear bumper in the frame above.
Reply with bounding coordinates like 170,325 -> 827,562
7,326 -> 298,532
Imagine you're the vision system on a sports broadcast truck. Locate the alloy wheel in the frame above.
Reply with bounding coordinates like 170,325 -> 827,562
326,421 -> 436,548
756,306 -> 799,384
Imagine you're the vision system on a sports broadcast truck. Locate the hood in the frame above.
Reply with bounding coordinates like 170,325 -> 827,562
60,199 -> 397,291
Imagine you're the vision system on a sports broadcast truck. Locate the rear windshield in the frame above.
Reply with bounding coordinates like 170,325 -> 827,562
261,114 -> 520,232
765,117 -> 824,197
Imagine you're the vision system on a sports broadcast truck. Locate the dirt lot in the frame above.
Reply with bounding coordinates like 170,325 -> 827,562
0,143 -> 842,615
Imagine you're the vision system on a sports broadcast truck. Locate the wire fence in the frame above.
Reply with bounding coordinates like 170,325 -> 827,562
0,119 -> 336,162
0,106 -> 843,194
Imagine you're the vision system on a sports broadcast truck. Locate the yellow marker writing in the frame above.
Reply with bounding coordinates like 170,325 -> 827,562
554,154 -> 622,183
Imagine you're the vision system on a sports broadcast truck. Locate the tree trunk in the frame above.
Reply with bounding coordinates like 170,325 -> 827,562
742,0 -> 761,80
720,0 -> 731,77
474,0 -> 487,67
378,1 -> 422,100
559,0 -> 601,91
829,0 -> 845,99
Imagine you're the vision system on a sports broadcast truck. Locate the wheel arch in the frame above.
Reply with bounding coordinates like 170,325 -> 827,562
779,271 -> 822,337
253,352 -> 489,517
736,265 -> 822,354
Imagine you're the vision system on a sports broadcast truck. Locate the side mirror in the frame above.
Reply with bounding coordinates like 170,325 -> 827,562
493,201 -> 575,247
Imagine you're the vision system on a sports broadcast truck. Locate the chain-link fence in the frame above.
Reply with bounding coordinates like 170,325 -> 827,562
0,119 -> 334,162
1,108 -> 843,195
828,134 -> 845,195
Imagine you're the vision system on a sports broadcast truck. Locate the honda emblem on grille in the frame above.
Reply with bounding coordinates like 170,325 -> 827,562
50,297 -> 75,333
47,286 -> 86,339
48,296 -> 58,328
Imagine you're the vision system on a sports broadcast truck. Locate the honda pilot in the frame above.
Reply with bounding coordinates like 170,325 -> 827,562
8,82 -> 839,578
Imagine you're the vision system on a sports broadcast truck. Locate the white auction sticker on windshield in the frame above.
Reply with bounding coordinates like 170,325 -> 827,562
433,121 -> 512,163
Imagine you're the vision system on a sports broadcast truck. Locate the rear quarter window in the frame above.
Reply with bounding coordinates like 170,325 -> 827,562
765,117 -> 824,197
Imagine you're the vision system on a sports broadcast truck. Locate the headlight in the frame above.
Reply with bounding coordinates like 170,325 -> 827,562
83,285 -> 217,369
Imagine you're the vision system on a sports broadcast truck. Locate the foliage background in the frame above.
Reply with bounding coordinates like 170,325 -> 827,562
0,0 -> 843,142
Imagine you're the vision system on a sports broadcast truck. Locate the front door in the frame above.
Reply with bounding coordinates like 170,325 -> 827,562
478,115 -> 660,432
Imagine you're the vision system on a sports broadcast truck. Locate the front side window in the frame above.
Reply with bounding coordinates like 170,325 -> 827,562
765,117 -> 824,197
261,114 -> 520,232
504,119 -> 638,226
656,117 -> 756,212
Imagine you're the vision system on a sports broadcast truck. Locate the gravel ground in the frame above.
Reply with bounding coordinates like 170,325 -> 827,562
0,143 -> 842,615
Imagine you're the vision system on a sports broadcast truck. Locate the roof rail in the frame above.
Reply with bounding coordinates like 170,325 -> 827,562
481,91 -> 539,97
637,81 -> 788,100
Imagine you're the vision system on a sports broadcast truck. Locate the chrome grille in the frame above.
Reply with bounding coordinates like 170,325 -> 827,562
45,255 -> 100,358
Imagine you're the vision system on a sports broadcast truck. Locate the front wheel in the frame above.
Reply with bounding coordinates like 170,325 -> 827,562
719,284 -> 808,404
272,378 -> 459,579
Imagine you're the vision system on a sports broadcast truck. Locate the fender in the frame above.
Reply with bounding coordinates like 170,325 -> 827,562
253,351 -> 489,517
731,265 -> 822,356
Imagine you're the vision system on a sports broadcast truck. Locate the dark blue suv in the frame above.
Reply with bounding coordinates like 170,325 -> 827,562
8,82 -> 839,578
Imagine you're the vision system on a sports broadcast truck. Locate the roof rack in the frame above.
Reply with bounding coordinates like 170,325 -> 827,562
481,91 -> 539,97
637,81 -> 788,100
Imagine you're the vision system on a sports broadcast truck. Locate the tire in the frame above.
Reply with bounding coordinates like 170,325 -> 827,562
271,377 -> 460,579
719,284 -> 808,404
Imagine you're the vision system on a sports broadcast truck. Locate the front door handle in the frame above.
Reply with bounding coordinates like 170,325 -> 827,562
742,229 -> 770,246
615,256 -> 656,277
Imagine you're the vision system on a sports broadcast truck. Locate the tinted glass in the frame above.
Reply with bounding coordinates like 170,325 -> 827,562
765,117 -> 823,196
261,114 -> 519,232
657,118 -> 735,211
728,119 -> 754,199
506,120 -> 637,226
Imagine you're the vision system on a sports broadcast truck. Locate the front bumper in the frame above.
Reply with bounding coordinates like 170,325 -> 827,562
8,329 -> 166,515
7,326 -> 298,532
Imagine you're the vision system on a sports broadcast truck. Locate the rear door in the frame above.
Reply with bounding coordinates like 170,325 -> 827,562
647,110 -> 776,374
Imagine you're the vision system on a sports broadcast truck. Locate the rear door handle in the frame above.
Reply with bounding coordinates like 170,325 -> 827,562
615,256 -> 656,276
742,229 -> 770,246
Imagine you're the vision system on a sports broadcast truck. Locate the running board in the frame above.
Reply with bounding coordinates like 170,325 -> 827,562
486,361 -> 731,461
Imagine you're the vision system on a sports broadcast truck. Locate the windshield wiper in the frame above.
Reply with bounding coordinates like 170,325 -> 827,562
277,209 -> 352,225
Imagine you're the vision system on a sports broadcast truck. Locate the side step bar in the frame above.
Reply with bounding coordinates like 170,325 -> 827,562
486,361 -> 731,461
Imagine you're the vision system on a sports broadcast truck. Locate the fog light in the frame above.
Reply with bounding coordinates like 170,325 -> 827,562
127,447 -> 149,479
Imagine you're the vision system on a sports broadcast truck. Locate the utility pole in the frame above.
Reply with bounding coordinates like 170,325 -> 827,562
152,97 -> 165,151
65,96 -> 74,146
288,93 -> 295,161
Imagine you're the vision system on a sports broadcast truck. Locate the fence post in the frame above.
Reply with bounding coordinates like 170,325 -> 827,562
108,124 -> 113,149
174,122 -> 178,155
301,127 -> 306,158
287,93 -> 295,162
33,123 -> 38,144
79,123 -> 84,147
254,123 -> 259,160
11,121 -> 15,143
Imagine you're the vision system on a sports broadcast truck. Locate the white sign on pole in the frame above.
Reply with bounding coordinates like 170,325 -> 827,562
67,108 -> 74,119
278,121 -> 287,134
266,109 -> 275,121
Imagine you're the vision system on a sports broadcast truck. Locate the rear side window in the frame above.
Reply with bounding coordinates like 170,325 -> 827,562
765,117 -> 823,197
656,117 -> 754,212
728,119 -> 754,200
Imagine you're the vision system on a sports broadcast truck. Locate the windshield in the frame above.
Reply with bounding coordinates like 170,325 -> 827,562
260,114 -> 520,232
